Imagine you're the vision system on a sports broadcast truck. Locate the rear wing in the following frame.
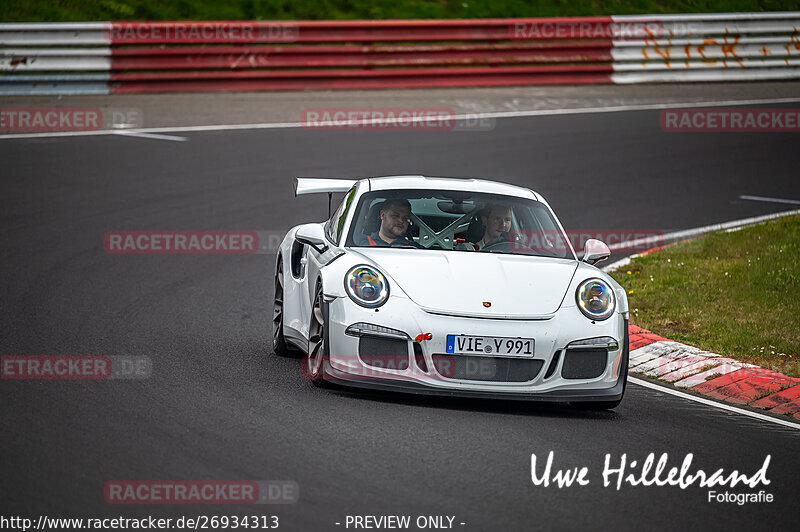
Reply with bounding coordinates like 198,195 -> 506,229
294,177 -> 359,217
294,177 -> 358,196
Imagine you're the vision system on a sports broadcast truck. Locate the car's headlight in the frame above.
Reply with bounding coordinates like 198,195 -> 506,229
345,265 -> 389,307
575,278 -> 615,321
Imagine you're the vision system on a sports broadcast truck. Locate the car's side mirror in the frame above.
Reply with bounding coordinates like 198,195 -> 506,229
582,238 -> 610,265
295,223 -> 328,254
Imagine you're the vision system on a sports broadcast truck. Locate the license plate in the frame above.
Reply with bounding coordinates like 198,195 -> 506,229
445,335 -> 534,357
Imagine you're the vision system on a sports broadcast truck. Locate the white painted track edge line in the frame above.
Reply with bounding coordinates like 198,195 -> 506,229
602,255 -> 634,273
607,208 -> 800,251
629,377 -> 800,430
605,210 -> 800,429
604,208 -> 800,272
3,96 -> 800,140
112,130 -> 187,141
0,130 -> 114,140
739,194 -> 800,205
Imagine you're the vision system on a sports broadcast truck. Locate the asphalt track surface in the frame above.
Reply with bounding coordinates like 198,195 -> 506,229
2,95 -> 800,531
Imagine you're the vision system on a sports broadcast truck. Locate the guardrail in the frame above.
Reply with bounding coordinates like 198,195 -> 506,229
1,13 -> 799,95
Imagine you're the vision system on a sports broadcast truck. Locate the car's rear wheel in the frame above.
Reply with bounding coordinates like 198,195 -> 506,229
306,282 -> 328,387
272,258 -> 294,357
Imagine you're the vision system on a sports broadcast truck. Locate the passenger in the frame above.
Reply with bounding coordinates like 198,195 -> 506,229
357,199 -> 421,248
468,204 -> 512,251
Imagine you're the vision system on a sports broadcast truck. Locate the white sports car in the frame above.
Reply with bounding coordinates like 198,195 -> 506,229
273,176 -> 629,409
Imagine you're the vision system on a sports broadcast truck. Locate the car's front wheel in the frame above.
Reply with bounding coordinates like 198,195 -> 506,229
306,281 -> 328,387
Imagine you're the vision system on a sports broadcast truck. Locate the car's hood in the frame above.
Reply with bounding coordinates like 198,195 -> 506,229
350,248 -> 578,318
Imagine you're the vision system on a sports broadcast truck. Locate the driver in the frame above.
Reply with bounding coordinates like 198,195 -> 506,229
468,204 -> 512,251
357,199 -> 421,248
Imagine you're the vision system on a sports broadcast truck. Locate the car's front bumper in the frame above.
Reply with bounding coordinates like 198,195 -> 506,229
324,294 -> 628,402
324,362 -> 626,402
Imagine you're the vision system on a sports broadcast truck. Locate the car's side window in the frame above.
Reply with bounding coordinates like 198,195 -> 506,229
326,186 -> 357,245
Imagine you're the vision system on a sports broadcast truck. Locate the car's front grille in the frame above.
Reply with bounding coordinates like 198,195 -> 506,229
561,348 -> 608,379
431,354 -> 543,382
358,336 -> 410,371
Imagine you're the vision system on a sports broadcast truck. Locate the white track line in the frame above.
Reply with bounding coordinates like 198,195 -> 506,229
602,256 -> 634,273
608,207 -> 800,253
112,130 -> 187,142
2,96 -> 800,140
607,208 -> 800,429
604,208 -> 800,272
629,377 -> 800,430
739,194 -> 800,205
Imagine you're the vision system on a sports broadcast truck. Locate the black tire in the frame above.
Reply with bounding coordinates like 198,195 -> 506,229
306,281 -> 329,387
574,322 -> 629,411
272,257 -> 296,357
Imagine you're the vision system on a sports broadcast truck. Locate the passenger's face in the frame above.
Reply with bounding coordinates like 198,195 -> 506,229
381,205 -> 411,239
483,207 -> 512,240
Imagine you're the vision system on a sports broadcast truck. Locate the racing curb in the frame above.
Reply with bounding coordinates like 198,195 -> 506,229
627,323 -> 800,420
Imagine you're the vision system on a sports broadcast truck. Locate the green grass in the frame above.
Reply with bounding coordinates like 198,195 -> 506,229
611,215 -> 800,377
2,0 -> 800,22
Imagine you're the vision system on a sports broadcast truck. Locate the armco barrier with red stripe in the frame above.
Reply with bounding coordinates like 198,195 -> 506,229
1,13 -> 799,94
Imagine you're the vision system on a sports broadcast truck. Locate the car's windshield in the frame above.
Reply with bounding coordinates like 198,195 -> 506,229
345,189 -> 575,259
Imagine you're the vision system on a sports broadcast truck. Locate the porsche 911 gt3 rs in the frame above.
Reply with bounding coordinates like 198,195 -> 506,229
273,176 -> 629,409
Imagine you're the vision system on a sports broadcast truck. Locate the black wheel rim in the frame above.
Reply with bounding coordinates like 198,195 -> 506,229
307,284 -> 324,378
273,260 -> 284,347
